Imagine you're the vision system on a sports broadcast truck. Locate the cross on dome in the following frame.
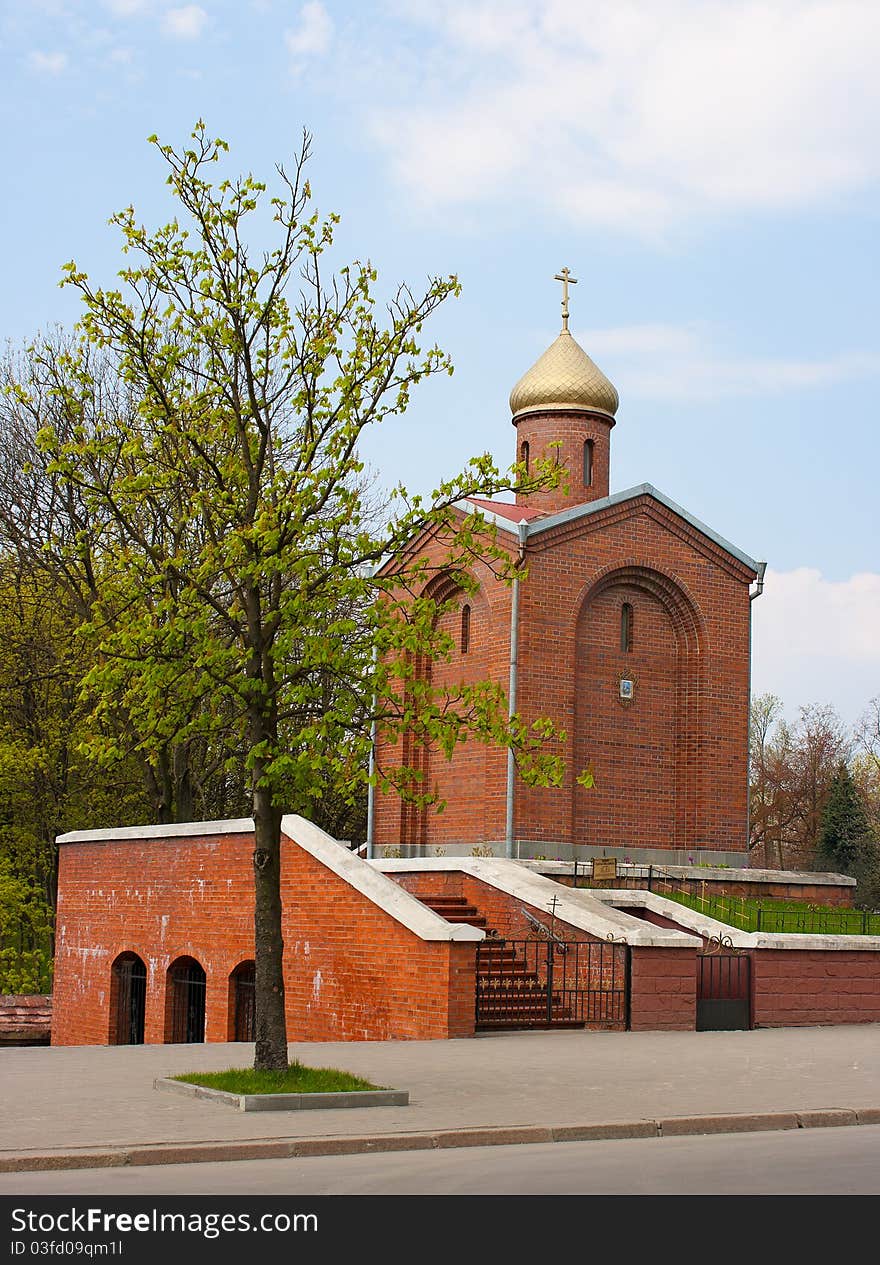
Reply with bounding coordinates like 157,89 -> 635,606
554,266 -> 577,331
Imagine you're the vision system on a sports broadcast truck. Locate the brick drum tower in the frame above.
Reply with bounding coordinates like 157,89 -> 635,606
372,270 -> 765,866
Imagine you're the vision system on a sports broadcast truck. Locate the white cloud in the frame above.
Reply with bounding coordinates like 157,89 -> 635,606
27,49 -> 68,73
751,568 -> 880,726
359,0 -> 880,231
103,0 -> 149,14
572,323 -> 880,401
285,1 -> 332,68
162,4 -> 207,39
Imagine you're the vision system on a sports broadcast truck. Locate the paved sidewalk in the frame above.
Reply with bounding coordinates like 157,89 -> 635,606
2,1025 -> 879,1171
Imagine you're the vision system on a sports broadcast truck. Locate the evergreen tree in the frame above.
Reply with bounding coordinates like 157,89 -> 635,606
816,761 -> 880,908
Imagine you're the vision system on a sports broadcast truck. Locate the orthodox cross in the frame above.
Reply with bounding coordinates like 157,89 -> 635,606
554,266 -> 577,331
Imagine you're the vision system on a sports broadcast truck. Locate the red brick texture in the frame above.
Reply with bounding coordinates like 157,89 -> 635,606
628,947 -> 698,1031
753,950 -> 880,1027
51,829 -> 476,1047
513,410 -> 613,514
374,486 -> 756,861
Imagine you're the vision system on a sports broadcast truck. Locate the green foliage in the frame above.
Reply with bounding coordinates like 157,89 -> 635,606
0,561 -> 151,992
817,762 -> 880,909
173,1062 -> 382,1095
9,123 -> 571,1063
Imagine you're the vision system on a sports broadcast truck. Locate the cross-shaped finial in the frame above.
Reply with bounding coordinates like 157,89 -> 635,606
554,266 -> 577,331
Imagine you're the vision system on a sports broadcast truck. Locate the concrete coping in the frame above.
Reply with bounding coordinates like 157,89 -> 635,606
523,859 -> 856,888
374,857 -> 702,948
594,889 -> 880,952
57,818 -> 256,844
281,816 -> 484,943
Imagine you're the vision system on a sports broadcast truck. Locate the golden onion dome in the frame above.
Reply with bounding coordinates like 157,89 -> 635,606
509,329 -> 619,422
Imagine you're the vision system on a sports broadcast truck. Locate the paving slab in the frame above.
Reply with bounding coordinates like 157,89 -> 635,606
1,1025 -> 878,1170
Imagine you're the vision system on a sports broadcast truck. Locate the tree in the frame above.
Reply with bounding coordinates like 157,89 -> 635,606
0,557 -> 150,991
816,761 -> 880,908
22,124 -> 566,1068
748,695 -> 849,870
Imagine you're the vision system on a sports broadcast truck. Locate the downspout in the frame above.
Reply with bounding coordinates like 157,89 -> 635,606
505,521 -> 529,859
365,643 -> 378,860
746,561 -> 767,858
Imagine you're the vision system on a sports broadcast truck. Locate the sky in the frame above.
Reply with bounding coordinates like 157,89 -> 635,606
1,0 -> 878,733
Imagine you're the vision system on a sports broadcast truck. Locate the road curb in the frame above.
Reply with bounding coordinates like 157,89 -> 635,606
1,1106 -> 876,1173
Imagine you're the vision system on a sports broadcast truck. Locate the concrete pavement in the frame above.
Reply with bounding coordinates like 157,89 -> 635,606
2,1025 -> 879,1172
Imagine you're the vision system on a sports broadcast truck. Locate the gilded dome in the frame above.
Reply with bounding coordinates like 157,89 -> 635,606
509,329 -> 619,422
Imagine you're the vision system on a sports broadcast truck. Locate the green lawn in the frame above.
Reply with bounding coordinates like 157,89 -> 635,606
174,1061 -> 384,1095
661,890 -> 880,935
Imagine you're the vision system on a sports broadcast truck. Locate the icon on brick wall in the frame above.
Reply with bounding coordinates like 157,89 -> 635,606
617,671 -> 636,705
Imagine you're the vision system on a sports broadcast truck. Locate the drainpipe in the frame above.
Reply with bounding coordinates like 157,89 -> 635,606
505,521 -> 529,859
365,644 -> 378,860
746,561 -> 767,858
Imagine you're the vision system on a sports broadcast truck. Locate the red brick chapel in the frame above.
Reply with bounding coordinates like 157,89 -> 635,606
371,270 -> 765,867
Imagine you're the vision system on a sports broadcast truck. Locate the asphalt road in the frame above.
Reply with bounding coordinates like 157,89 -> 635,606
3,1124 -> 880,1196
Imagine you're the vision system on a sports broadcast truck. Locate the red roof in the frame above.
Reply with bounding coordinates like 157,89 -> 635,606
465,497 -> 545,523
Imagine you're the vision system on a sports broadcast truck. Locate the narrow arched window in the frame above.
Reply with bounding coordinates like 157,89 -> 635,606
520,440 -> 530,474
620,603 -> 633,653
583,439 -> 594,488
461,604 -> 471,654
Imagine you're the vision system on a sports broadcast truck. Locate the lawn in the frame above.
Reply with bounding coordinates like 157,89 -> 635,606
174,1061 -> 384,1095
661,890 -> 880,935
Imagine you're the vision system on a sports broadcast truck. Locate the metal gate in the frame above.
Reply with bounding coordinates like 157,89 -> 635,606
233,963 -> 256,1041
475,938 -> 629,1030
696,953 -> 752,1031
169,959 -> 207,1043
113,955 -> 146,1045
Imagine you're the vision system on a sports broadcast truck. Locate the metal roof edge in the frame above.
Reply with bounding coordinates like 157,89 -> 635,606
525,483 -> 761,572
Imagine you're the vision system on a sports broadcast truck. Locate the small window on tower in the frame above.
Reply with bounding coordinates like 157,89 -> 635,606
620,602 -> 633,653
461,604 -> 471,654
521,440 -> 530,474
583,439 -> 594,488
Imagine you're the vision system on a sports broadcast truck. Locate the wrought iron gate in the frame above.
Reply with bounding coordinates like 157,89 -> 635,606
169,959 -> 207,1043
233,964 -> 256,1041
696,952 -> 752,1031
475,938 -> 629,1030
114,955 -> 146,1045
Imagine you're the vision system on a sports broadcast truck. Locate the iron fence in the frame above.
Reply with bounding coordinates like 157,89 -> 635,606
475,938 -> 629,1030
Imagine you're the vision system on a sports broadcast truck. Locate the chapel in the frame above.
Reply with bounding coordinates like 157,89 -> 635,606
370,269 -> 765,866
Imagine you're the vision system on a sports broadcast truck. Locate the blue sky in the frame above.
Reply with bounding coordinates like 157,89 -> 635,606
1,0 -> 878,731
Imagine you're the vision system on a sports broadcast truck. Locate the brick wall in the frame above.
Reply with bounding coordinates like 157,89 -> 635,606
628,947 -> 697,1031
373,490 -> 756,863
52,829 -> 475,1046
753,950 -> 880,1027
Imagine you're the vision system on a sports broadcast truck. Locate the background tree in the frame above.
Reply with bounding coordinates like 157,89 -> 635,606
21,124 -> 566,1067
816,761 -> 879,908
749,695 -> 850,870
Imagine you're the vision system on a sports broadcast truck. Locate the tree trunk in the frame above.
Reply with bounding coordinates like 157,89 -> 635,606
252,776 -> 288,1070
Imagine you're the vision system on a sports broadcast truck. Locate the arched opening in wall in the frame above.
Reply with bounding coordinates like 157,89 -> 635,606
110,952 -> 146,1045
573,566 -> 704,854
620,602 -> 633,653
461,604 -> 471,654
520,440 -> 530,474
583,439 -> 594,488
166,956 -> 207,1043
228,960 -> 256,1041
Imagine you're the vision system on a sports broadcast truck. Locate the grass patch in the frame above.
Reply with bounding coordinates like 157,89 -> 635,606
174,1061 -> 384,1096
662,890 -> 880,935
